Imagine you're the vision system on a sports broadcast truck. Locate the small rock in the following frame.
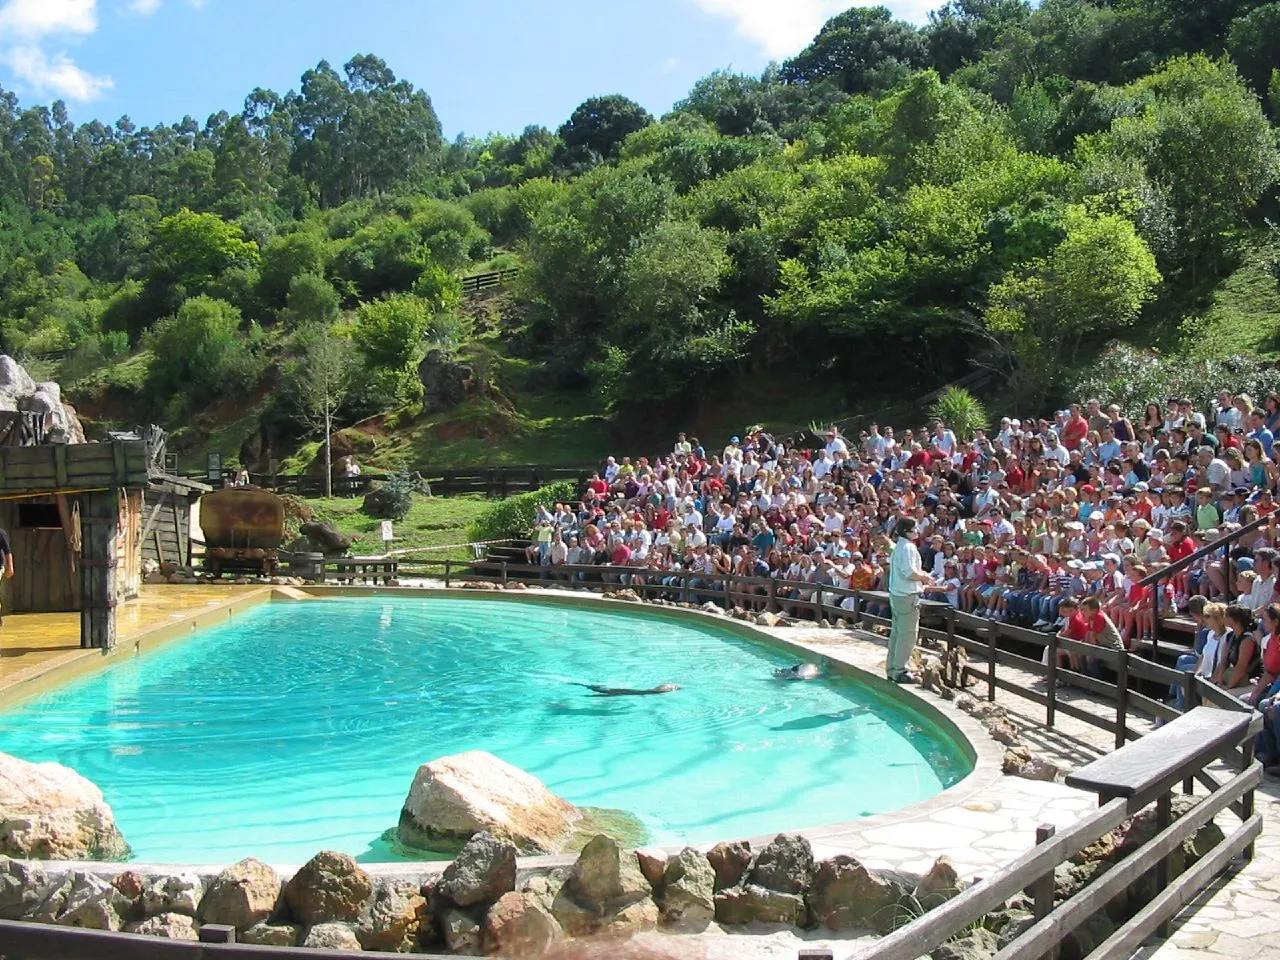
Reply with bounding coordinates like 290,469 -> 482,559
484,890 -> 562,955
0,856 -> 49,920
635,847 -> 667,891
602,895 -> 660,934
440,907 -> 485,955
125,913 -> 199,940
1002,747 -> 1059,782
699,602 -> 725,616
748,833 -> 815,895
714,884 -> 806,926
706,840 -> 752,890
302,921 -> 362,950
568,835 -> 651,911
56,872 -> 131,931
932,926 -> 999,960
438,831 -> 518,907
285,850 -> 373,925
661,847 -> 715,931
808,855 -> 899,931
755,612 -> 782,627
143,873 -> 204,917
198,858 -> 281,930
956,696 -> 975,713
985,717 -> 1021,746
355,879 -> 430,952
112,871 -> 146,901
914,857 -> 963,909
241,921 -> 302,946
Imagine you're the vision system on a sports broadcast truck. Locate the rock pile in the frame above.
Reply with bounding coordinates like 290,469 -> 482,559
0,356 -> 86,444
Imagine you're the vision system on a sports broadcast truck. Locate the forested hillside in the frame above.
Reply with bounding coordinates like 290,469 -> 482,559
2,0 -> 1279,469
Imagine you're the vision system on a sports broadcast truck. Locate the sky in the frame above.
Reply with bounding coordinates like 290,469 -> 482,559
0,0 -> 944,138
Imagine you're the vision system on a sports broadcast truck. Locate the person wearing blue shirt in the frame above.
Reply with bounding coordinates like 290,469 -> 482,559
1248,409 -> 1274,459
1096,425 -> 1123,465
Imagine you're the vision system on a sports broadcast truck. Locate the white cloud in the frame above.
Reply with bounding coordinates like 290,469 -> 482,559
127,0 -> 161,14
691,0 -> 939,59
0,0 -> 110,101
4,43 -> 111,99
0,0 -> 97,38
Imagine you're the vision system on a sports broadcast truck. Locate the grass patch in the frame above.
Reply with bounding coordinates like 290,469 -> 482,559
302,493 -> 493,562
1177,238 -> 1280,359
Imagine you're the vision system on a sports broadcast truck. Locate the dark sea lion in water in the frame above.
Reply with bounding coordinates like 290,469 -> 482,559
573,683 -> 680,697
774,663 -> 821,681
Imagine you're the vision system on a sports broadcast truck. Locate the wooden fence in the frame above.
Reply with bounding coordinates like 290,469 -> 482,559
183,465 -> 591,499
458,268 -> 519,294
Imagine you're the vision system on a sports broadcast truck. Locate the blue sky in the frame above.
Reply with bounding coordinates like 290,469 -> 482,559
0,0 -> 942,137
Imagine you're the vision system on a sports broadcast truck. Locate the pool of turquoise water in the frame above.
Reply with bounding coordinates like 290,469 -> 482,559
0,597 -> 971,864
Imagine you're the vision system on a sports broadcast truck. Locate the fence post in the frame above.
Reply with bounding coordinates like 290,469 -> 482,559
767,578 -> 778,614
723,575 -> 731,611
445,559 -> 452,588
1115,651 -> 1129,749
1045,632 -> 1057,729
1156,792 -> 1172,937
1241,734 -> 1256,861
986,623 -> 997,703
1032,824 -> 1057,922
501,561 -> 509,587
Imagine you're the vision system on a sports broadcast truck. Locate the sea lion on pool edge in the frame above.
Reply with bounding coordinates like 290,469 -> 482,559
774,663 -> 821,681
573,683 -> 681,696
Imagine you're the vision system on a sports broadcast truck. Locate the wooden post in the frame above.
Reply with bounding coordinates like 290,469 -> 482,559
767,578 -> 778,614
987,623 -> 997,703
444,559 -> 452,588
1115,652 -> 1130,749
1046,632 -> 1057,729
1156,792 -> 1172,937
198,924 -> 236,944
79,489 -> 119,651
1032,824 -> 1057,922
1241,735 -> 1256,861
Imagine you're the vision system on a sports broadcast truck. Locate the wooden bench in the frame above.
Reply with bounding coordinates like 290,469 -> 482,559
331,558 -> 399,585
1065,706 -> 1255,809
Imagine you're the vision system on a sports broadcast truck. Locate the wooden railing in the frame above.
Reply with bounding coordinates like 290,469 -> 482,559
1137,511 -> 1273,619
458,267 -> 519,294
183,465 -> 592,499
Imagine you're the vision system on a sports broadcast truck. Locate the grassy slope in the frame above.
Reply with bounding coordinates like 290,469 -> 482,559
302,493 -> 491,561
1177,238 -> 1280,359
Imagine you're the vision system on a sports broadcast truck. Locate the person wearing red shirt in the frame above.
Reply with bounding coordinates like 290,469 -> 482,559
905,444 -> 932,470
1061,404 -> 1089,450
1055,597 -> 1088,671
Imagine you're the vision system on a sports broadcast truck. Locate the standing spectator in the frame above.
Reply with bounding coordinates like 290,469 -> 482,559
888,517 -> 933,684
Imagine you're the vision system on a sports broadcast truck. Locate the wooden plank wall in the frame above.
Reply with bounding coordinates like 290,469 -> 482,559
140,489 -> 190,566
0,500 -> 79,613
0,441 -> 149,494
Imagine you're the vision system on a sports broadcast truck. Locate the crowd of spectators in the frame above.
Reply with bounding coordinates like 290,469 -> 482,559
523,394 -> 1280,770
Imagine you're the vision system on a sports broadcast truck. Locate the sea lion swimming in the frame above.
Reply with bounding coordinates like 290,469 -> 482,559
774,663 -> 821,681
573,683 -> 680,697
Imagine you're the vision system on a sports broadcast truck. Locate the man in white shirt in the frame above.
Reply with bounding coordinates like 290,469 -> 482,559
1245,549 -> 1278,615
604,457 -> 620,484
888,517 -> 934,683
824,429 -> 848,459
813,449 -> 833,480
931,422 -> 956,457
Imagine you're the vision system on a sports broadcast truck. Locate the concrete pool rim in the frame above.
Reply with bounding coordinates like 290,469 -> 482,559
0,584 -> 1005,878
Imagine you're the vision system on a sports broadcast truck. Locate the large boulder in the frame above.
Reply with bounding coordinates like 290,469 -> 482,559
660,847 -> 715,930
198,858 -> 281,930
398,751 -> 582,855
284,850 -> 373,925
0,856 -> 50,920
808,855 -> 901,931
0,357 -> 36,398
0,754 -> 129,861
125,913 -> 199,940
355,879 -> 431,953
567,835 -> 651,912
484,891 -> 562,955
299,521 -> 353,556
706,840 -> 752,890
143,873 -> 204,917
418,349 -> 474,414
438,831 -> 518,907
748,834 -> 815,895
714,884 -> 807,926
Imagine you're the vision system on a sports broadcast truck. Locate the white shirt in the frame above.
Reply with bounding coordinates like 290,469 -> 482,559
889,536 -> 925,596
1246,574 -> 1276,612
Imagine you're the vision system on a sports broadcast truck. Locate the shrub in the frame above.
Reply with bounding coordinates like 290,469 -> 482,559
1070,342 -> 1280,419
929,386 -> 989,441
468,480 -> 580,543
362,473 -> 417,520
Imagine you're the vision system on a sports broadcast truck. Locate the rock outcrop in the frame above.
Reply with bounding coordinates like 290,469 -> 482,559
0,753 -> 129,861
0,357 -> 85,443
398,751 -> 582,855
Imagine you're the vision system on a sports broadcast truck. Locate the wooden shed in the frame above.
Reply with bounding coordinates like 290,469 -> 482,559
141,476 -> 211,568
0,440 -> 152,647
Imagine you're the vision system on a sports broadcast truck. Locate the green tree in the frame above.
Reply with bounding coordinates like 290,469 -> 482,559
1226,3 -> 1280,96
283,324 -> 351,497
151,208 -> 260,289
555,95 -> 653,169
280,272 -> 340,327
353,292 -> 432,371
984,205 -> 1161,404
145,295 -> 263,407
782,6 -> 928,94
